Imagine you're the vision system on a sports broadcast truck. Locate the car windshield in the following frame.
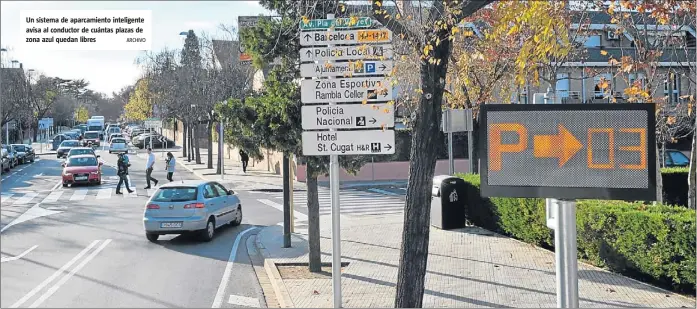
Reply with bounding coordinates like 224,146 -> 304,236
12,145 -> 26,152
69,149 -> 94,156
151,187 -> 198,202
3,145 -> 12,153
67,156 -> 98,167
669,151 -> 689,165
85,132 -> 99,139
61,141 -> 79,147
88,126 -> 101,131
112,138 -> 126,144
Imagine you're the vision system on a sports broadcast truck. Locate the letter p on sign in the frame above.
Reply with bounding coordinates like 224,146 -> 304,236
489,123 -> 527,171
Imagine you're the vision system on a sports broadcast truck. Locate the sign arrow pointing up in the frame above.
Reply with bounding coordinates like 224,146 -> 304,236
304,33 -> 311,41
533,124 -> 583,167
305,50 -> 312,58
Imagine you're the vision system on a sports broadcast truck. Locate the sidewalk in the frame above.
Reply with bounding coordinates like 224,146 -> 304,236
255,214 -> 695,308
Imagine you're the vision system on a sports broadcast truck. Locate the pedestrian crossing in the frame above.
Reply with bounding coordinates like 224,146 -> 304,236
267,188 -> 406,217
1,185 -> 159,205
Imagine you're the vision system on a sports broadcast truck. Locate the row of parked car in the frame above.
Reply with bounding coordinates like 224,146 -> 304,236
124,125 -> 175,149
1,144 -> 36,173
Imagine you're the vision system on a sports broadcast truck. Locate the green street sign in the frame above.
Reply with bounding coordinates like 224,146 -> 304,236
299,17 -> 373,30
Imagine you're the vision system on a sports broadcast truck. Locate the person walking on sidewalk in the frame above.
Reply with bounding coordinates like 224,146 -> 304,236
239,149 -> 249,174
165,152 -> 175,181
144,147 -> 159,189
116,153 -> 134,194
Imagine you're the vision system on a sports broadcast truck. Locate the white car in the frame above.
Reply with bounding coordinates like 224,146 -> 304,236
109,138 -> 129,154
108,133 -> 124,143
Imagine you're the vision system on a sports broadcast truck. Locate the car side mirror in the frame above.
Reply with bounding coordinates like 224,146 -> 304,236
61,162 -> 66,167
98,162 -> 103,166
96,155 -> 101,158
228,189 -> 235,195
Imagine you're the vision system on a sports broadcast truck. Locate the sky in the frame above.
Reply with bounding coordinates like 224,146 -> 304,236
1,1 -> 269,96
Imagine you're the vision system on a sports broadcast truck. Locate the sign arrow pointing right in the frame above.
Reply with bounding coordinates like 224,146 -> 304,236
533,124 -> 582,167
379,64 -> 387,71
384,144 -> 393,151
369,118 -> 377,124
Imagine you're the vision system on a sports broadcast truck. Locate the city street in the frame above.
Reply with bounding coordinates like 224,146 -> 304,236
0,143 -> 284,308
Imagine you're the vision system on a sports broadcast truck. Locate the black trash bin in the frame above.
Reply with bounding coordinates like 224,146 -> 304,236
430,175 -> 467,230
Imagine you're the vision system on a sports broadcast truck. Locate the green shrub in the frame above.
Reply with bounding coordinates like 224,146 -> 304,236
458,173 -> 696,294
661,167 -> 689,207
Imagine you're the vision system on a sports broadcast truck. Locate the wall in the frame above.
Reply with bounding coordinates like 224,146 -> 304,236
295,159 -> 471,182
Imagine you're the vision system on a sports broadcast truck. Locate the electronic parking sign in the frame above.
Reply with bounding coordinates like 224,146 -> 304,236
479,104 -> 656,200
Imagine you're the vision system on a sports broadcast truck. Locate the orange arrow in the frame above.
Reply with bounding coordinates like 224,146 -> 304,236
533,124 -> 583,167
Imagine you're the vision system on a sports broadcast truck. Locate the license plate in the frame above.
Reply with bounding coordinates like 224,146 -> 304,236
160,222 -> 182,228
75,176 -> 88,181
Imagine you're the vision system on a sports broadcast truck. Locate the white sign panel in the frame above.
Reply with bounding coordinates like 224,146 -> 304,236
302,103 -> 394,130
144,120 -> 162,128
299,29 -> 392,46
300,61 -> 393,78
301,77 -> 394,104
300,45 -> 393,62
302,130 -> 395,156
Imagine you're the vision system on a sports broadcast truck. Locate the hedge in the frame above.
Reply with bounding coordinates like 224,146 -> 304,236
458,173 -> 696,294
662,167 -> 689,207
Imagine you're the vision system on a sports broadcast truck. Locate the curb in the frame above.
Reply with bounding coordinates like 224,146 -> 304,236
175,159 -> 205,181
263,259 -> 295,308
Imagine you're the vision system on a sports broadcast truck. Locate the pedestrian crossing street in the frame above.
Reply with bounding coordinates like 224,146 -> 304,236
1,177 -> 158,205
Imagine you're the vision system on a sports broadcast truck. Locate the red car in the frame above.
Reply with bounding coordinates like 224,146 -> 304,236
62,154 -> 103,187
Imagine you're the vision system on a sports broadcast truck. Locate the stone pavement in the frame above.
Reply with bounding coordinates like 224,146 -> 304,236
256,214 -> 696,308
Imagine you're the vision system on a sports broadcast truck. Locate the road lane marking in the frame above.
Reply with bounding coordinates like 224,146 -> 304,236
211,227 -> 258,308
96,188 -> 111,200
1,193 -> 14,203
227,295 -> 261,308
29,239 -> 112,308
1,245 -> 38,263
0,203 -> 62,233
258,199 -> 308,221
14,192 -> 39,205
69,189 -> 88,201
11,240 -> 100,308
51,180 -> 62,191
41,191 -> 63,204
367,188 -> 403,196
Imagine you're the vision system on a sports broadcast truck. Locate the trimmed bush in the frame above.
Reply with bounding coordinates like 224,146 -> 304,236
662,167 -> 689,207
458,173 -> 696,294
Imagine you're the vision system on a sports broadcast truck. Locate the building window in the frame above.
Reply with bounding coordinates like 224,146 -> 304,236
664,73 -> 680,104
575,35 -> 602,48
556,73 -> 570,98
594,73 -> 612,99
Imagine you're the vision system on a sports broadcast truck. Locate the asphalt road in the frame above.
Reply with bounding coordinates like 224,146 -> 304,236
1,142 -> 286,308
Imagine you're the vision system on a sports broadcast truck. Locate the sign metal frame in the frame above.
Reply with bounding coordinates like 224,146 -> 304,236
479,103 -> 656,201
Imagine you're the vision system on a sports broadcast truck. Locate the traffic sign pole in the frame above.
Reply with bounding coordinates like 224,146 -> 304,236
549,198 -> 579,308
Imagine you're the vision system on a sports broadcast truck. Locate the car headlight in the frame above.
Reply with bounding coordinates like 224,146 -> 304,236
64,172 -> 72,176
90,171 -> 99,175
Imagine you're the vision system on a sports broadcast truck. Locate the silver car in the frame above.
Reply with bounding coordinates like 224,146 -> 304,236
143,180 -> 242,242
109,137 -> 128,154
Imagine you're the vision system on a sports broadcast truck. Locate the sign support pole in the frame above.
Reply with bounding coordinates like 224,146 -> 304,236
220,118 -> 225,180
549,198 -> 579,308
446,110 -> 454,175
326,13 -> 342,309
467,131 -> 474,173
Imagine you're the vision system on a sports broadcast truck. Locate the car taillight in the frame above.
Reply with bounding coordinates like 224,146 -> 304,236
184,203 -> 205,209
147,204 -> 160,209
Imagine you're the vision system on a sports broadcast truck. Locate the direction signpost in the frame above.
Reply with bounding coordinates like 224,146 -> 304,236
480,103 -> 656,308
300,15 -> 394,308
144,118 -> 162,150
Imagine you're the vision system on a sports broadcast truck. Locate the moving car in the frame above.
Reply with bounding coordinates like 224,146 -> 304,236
109,137 -> 129,154
63,131 -> 81,140
66,147 -> 97,159
1,149 -> 11,173
82,131 -> 101,147
142,181 -> 242,242
62,154 -> 103,187
11,144 -> 35,164
108,133 -> 124,143
57,140 -> 81,158
2,144 -> 18,168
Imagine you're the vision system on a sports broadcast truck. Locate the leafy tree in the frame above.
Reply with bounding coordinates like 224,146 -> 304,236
237,1 -> 368,273
75,106 -> 89,123
28,74 -> 86,142
124,78 -> 153,121
0,67 -> 30,129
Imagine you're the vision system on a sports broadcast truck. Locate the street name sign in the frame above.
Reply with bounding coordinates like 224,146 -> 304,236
301,103 -> 394,130
144,118 -> 162,129
300,45 -> 393,62
479,103 -> 656,201
299,29 -> 392,46
300,61 -> 393,78
301,77 -> 393,104
302,130 -> 395,155
300,17 -> 373,30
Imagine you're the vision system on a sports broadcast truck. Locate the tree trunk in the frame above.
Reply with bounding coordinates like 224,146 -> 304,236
216,122 -> 222,174
32,121 -> 38,142
188,124 -> 193,162
394,33 -> 450,308
655,142 -> 664,204
207,121 -> 214,169
194,123 -> 202,164
182,121 -> 188,158
688,116 -> 696,209
306,161 -> 321,272
471,117 -> 480,174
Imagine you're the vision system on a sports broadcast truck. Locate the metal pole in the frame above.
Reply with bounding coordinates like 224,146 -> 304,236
220,118 -> 225,179
467,131 -> 473,173
550,198 -> 579,308
446,109 -> 454,175
289,156 -> 294,233
6,124 -> 8,144
327,13 -> 342,309
282,155 -> 291,248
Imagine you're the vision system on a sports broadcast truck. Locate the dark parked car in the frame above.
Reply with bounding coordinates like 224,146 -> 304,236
2,144 -> 18,168
1,149 -> 11,173
52,134 -> 69,150
11,144 -> 35,164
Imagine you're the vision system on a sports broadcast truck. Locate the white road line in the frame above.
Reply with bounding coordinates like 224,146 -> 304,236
227,295 -> 261,308
11,240 -> 100,308
41,191 -> 63,203
212,227 -> 258,308
368,188 -> 403,196
96,188 -> 111,200
1,245 -> 38,263
69,189 -> 88,201
258,199 -> 308,221
29,239 -> 112,308
1,193 -> 14,203
15,192 -> 39,205
51,180 -> 62,191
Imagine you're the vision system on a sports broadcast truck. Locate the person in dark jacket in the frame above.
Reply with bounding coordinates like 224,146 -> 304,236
116,153 -> 134,194
239,149 -> 249,173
